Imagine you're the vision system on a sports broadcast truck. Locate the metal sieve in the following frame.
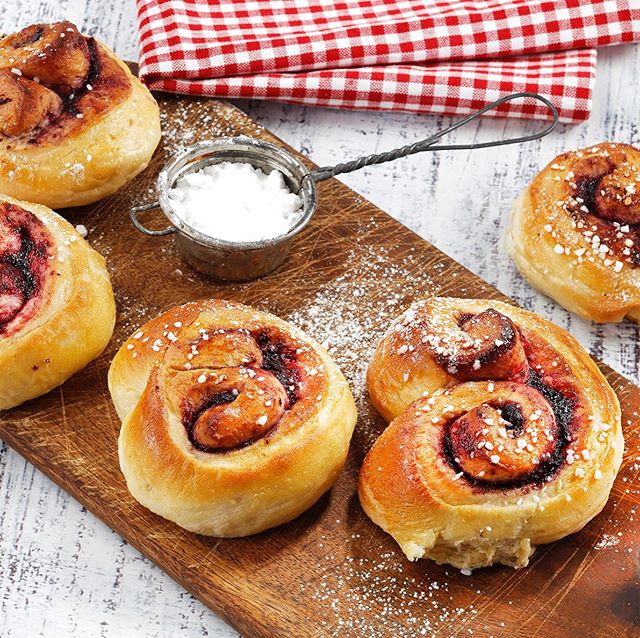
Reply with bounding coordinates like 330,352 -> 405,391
131,92 -> 558,282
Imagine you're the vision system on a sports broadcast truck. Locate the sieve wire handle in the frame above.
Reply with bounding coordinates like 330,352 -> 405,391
130,202 -> 177,236
307,92 -> 558,183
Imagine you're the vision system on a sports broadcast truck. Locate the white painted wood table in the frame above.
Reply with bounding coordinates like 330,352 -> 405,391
0,2 -> 638,636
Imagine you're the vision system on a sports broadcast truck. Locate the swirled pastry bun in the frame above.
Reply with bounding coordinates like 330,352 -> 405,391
508,142 -> 640,323
0,195 -> 115,410
108,299 -> 357,537
360,297 -> 623,570
0,21 -> 161,209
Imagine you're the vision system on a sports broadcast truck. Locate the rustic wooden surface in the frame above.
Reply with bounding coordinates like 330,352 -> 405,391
1,3 -> 639,638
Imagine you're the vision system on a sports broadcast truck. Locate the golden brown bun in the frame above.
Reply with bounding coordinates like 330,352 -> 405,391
0,195 -> 115,410
360,297 -> 623,570
108,299 -> 357,537
508,142 -> 640,323
0,21 -> 90,96
0,22 -> 161,209
0,69 -> 63,136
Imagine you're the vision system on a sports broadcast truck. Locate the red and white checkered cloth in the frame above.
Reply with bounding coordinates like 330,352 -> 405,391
136,0 -> 640,123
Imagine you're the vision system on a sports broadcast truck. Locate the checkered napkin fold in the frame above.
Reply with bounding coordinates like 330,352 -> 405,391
136,0 -> 640,123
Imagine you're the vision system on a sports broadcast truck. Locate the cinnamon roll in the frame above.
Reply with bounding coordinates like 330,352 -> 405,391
0,195 -> 115,410
108,299 -> 357,537
508,142 -> 640,322
360,297 -> 623,570
0,21 -> 161,209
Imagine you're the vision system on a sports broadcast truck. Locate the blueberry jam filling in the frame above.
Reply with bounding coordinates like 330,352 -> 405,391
5,228 -> 38,296
64,38 -> 100,116
28,37 -> 130,147
500,402 -> 524,437
183,391 -> 238,453
574,172 -> 614,217
252,330 -> 301,406
527,370 -> 574,436
181,331 -> 302,453
0,205 -> 49,334
442,371 -> 574,490
571,167 -> 640,267
13,25 -> 45,47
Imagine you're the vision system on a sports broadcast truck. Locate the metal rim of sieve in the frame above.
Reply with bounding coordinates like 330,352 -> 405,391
132,137 -> 317,250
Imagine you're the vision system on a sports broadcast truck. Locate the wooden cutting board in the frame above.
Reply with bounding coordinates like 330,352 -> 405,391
1,91 -> 638,638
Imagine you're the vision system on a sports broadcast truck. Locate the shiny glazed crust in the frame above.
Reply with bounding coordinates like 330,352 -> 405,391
0,24 -> 160,209
0,195 -> 115,409
507,142 -> 640,323
360,297 -> 623,570
108,299 -> 357,537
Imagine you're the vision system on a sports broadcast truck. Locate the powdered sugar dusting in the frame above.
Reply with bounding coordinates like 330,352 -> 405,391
158,98 -> 264,156
286,242 -> 435,416
594,534 -> 620,550
301,548 -> 468,637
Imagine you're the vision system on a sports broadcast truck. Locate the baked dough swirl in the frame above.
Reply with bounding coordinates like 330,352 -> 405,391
0,195 -> 115,409
0,21 -> 161,208
108,299 -> 357,537
508,142 -> 640,322
360,298 -> 623,570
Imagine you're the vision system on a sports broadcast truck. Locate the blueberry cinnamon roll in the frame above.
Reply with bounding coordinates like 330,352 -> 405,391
108,299 -> 357,537
360,298 -> 622,570
508,142 -> 640,322
0,195 -> 115,409
0,21 -> 160,208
